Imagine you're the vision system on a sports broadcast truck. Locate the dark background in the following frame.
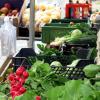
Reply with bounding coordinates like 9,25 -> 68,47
0,0 -> 23,11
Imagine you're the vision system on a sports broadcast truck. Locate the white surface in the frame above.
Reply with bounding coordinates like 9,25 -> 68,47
16,40 -> 44,54
0,40 -> 44,58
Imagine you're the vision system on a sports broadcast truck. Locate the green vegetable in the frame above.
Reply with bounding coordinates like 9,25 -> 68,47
96,72 -> 100,78
83,64 -> 100,78
71,29 -> 82,39
37,44 -> 62,56
29,60 -> 51,77
95,82 -> 100,87
0,92 -> 8,100
0,82 -> 10,94
15,91 -> 36,100
45,80 -> 97,100
24,60 -> 67,97
8,97 -> 12,100
50,61 -> 62,67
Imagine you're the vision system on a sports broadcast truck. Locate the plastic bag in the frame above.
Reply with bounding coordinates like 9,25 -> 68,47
0,16 -> 16,56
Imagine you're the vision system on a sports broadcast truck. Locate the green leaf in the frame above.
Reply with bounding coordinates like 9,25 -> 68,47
46,86 -> 65,100
80,96 -> 95,100
15,91 -> 36,100
0,82 -> 10,94
63,80 -> 82,100
63,80 -> 96,100
83,64 -> 100,78
95,91 -> 100,100
37,44 -> 62,56
41,79 -> 53,90
8,97 -> 12,100
29,60 -> 44,77
36,63 -> 51,77
37,44 -> 45,52
0,92 -> 8,100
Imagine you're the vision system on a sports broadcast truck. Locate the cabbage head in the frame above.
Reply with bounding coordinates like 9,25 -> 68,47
83,64 -> 100,78
50,61 -> 62,67
71,29 -> 82,39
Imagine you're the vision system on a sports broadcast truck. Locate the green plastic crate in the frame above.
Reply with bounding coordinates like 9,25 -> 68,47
51,19 -> 88,23
42,25 -> 76,43
42,19 -> 88,43
45,23 -> 69,27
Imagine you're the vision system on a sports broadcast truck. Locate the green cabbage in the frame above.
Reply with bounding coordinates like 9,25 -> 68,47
50,61 -> 62,67
83,64 -> 100,78
71,29 -> 82,38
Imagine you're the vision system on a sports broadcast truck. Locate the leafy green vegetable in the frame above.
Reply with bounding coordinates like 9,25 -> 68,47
95,82 -> 100,87
15,91 -> 36,100
50,61 -> 62,67
0,81 -> 10,94
37,44 -> 62,56
71,29 -> 82,39
8,97 -> 12,100
24,60 -> 68,97
29,60 -> 51,78
69,23 -> 96,35
94,91 -> 100,100
45,80 -> 97,100
96,72 -> 100,78
0,92 -> 8,100
83,64 -> 100,78
46,86 -> 65,100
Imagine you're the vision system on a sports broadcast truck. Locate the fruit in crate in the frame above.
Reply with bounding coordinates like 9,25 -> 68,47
22,4 -> 61,32
0,7 -> 9,15
0,3 -> 18,16
41,15 -> 51,23
39,4 -> 47,11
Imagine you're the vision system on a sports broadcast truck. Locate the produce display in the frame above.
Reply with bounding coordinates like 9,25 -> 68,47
42,22 -> 97,43
0,0 -> 100,99
0,3 -> 18,16
22,4 -> 61,32
49,23 -> 97,47
0,18 -> 98,99
0,41 -> 99,100
0,59 -> 100,100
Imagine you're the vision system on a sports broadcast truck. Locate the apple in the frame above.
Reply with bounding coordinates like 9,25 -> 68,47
0,7 -> 9,15
4,3 -> 11,9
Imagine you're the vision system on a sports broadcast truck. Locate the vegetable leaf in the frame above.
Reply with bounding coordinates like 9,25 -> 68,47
15,91 -> 36,100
